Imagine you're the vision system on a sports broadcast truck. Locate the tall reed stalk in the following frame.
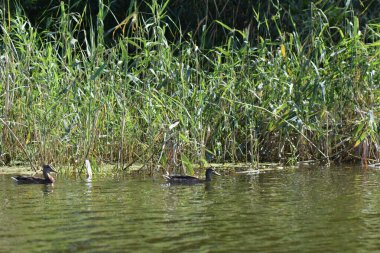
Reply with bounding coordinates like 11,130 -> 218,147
0,0 -> 379,171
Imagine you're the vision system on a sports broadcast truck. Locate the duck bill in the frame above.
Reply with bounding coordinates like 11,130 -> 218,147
213,171 -> 221,176
49,166 -> 58,173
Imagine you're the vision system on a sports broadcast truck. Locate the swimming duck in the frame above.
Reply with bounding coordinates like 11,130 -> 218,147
163,168 -> 220,184
12,165 -> 57,184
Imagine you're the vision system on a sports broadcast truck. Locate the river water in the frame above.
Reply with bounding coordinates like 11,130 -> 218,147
1,166 -> 380,252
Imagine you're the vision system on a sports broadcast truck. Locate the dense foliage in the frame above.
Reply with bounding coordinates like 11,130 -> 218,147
8,1 -> 380,46
0,0 -> 379,171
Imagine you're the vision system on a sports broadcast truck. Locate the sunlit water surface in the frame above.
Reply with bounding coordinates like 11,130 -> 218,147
1,166 -> 380,252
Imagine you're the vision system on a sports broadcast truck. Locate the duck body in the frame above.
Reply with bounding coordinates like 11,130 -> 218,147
163,168 -> 220,184
12,165 -> 57,184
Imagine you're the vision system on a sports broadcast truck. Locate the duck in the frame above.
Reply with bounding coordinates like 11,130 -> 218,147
12,164 -> 57,184
163,168 -> 220,184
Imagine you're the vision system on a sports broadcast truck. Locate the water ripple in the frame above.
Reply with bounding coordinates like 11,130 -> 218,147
1,167 -> 380,252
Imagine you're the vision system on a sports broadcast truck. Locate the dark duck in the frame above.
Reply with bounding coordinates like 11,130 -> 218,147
163,168 -> 220,184
12,165 -> 57,184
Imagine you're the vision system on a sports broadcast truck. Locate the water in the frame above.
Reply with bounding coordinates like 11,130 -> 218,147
1,166 -> 380,252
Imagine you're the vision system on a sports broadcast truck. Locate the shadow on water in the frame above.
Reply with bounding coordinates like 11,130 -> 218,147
2,165 -> 380,252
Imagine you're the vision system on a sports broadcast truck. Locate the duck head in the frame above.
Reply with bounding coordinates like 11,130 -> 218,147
42,164 -> 57,175
205,168 -> 220,181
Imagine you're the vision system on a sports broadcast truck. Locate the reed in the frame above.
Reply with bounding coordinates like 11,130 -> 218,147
0,0 -> 379,171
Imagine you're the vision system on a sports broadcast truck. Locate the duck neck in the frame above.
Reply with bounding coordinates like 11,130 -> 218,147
47,174 -> 55,183
205,172 -> 212,181
44,172 -> 55,183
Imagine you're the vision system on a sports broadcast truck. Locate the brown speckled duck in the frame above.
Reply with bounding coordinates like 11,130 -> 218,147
163,168 -> 220,184
12,165 -> 57,184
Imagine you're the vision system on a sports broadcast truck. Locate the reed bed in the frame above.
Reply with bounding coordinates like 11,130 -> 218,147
0,1 -> 379,172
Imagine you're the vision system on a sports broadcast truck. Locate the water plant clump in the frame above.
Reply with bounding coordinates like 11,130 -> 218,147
0,1 -> 379,171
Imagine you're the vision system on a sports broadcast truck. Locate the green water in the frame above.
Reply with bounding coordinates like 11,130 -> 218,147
1,166 -> 380,252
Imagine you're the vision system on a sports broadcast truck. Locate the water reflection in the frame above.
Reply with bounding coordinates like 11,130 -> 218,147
2,166 -> 380,252
161,182 -> 215,192
204,182 -> 213,191
41,184 -> 54,195
85,178 -> 92,194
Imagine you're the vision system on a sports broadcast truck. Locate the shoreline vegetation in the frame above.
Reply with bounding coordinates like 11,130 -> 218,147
0,1 -> 379,173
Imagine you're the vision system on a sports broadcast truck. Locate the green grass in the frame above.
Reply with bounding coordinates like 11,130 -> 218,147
0,1 -> 379,172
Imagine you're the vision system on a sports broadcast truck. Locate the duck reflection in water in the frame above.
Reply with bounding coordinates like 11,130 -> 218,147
42,184 -> 54,195
12,165 -> 57,184
163,168 -> 220,184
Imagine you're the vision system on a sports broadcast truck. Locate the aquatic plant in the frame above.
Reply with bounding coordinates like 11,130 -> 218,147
0,0 -> 379,171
